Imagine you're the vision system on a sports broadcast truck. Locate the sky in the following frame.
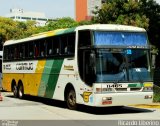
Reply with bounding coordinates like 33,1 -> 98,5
155,0 -> 160,3
0,0 -> 75,19
0,0 -> 160,20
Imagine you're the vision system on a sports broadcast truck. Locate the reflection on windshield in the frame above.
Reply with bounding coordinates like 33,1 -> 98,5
95,49 -> 152,82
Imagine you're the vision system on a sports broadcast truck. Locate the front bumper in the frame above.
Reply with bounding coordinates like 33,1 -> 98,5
93,92 -> 153,107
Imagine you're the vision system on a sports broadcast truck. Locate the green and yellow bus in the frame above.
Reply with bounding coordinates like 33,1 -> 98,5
2,24 -> 153,109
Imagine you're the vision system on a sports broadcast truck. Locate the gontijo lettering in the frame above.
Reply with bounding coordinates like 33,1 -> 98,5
16,63 -> 33,70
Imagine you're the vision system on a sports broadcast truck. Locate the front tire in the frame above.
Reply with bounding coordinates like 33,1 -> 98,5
66,89 -> 77,110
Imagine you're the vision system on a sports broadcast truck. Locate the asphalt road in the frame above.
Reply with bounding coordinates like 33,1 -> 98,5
0,92 -> 160,120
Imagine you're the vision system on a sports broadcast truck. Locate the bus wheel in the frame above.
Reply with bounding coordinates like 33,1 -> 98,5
66,89 -> 77,110
18,84 -> 24,99
13,85 -> 18,98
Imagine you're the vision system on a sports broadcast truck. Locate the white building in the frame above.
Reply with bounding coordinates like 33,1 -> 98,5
87,0 -> 102,17
5,8 -> 48,26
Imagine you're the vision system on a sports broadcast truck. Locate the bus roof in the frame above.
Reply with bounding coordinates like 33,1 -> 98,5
76,24 -> 146,32
4,27 -> 76,46
4,24 -> 146,46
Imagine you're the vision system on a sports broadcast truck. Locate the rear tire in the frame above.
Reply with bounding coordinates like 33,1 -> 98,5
13,85 -> 18,98
66,89 -> 77,110
18,84 -> 24,99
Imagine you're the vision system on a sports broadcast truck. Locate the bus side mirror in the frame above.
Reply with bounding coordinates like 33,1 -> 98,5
89,51 -> 96,84
89,51 -> 96,68
151,45 -> 158,69
151,54 -> 156,69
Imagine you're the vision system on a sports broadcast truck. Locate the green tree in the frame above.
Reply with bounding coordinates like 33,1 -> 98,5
14,21 -> 37,39
0,17 -> 18,42
46,17 -> 79,31
78,20 -> 93,25
139,0 -> 160,68
22,20 -> 38,38
0,17 -> 39,49
0,17 -> 20,49
92,0 -> 149,29
140,0 -> 160,46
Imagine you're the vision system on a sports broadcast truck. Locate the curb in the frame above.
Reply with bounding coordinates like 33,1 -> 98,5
130,103 -> 160,109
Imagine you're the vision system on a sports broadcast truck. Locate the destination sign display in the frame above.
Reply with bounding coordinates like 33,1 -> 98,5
94,31 -> 148,47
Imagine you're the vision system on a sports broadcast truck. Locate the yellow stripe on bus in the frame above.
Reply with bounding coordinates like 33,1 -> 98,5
46,29 -> 67,37
35,60 -> 46,95
25,60 -> 46,95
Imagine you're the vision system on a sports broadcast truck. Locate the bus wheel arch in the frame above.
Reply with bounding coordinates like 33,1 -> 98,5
17,80 -> 24,99
64,83 -> 77,110
11,79 -> 18,98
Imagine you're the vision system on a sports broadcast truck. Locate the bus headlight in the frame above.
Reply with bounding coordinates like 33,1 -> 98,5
144,95 -> 152,99
143,87 -> 153,92
102,97 -> 112,105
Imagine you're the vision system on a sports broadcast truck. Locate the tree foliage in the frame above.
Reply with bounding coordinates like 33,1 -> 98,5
46,17 -> 79,31
92,0 -> 149,29
140,0 -> 160,46
0,17 -> 18,42
0,17 -> 38,42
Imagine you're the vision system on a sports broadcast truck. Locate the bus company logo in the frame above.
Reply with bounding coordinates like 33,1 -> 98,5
64,65 -> 74,71
1,120 -> 18,126
81,92 -> 92,103
106,84 -> 123,88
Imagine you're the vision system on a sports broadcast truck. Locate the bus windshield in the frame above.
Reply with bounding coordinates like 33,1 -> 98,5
95,49 -> 152,83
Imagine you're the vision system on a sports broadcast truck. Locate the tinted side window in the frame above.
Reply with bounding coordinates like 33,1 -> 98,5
46,36 -> 60,56
3,46 -> 8,61
39,40 -> 46,57
60,33 -> 75,55
52,37 -> 60,55
29,42 -> 34,58
66,33 -> 75,55
78,30 -> 91,48
46,38 -> 53,56
14,45 -> 20,59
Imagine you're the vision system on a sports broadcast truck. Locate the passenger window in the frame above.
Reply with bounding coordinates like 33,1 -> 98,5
19,44 -> 24,59
24,43 -> 29,59
39,39 -> 46,57
60,33 -> 75,55
52,37 -> 60,55
67,33 -> 75,55
29,42 -> 34,58
3,47 -> 8,60
11,46 -> 14,60
14,46 -> 19,59
60,36 -> 68,55
34,42 -> 39,58
47,38 -> 53,56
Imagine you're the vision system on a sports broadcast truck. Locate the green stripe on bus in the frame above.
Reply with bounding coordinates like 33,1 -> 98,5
38,60 -> 54,97
128,83 -> 143,88
45,59 -> 64,98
